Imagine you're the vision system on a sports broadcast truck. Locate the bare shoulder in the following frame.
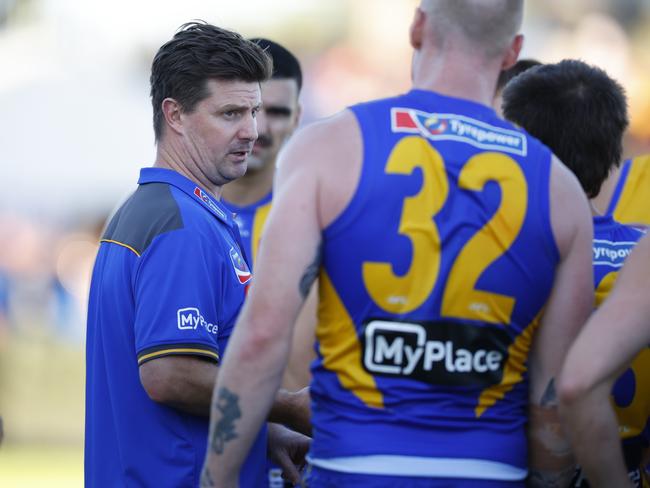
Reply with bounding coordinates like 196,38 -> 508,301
277,109 -> 360,174
276,109 -> 363,228
548,154 -> 592,257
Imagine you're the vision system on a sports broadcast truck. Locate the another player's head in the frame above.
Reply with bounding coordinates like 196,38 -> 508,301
410,0 -> 524,79
493,59 -> 542,115
503,60 -> 628,198
243,38 -> 303,173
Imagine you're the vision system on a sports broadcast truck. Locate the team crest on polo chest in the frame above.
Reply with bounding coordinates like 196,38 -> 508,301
229,247 -> 252,284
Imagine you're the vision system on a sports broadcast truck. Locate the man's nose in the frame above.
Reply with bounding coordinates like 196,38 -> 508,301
239,112 -> 258,141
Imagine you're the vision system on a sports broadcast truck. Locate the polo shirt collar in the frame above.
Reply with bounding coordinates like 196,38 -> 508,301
138,167 -> 233,227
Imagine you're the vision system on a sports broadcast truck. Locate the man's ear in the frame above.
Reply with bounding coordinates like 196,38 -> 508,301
409,7 -> 426,50
161,98 -> 184,136
501,34 -> 524,70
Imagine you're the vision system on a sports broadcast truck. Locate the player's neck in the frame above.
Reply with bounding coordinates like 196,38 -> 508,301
222,161 -> 274,207
591,166 -> 622,216
412,50 -> 499,108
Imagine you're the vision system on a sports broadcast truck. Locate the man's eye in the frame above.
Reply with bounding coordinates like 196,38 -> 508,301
266,107 -> 292,117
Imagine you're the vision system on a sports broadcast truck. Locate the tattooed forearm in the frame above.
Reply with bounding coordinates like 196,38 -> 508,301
209,387 -> 241,454
527,465 -> 576,488
199,466 -> 215,487
299,243 -> 322,298
540,378 -> 557,406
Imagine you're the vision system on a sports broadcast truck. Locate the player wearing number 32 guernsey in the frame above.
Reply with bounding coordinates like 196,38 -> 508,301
202,1 -> 594,487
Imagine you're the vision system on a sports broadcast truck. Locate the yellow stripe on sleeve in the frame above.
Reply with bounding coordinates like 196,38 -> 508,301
100,239 -> 141,257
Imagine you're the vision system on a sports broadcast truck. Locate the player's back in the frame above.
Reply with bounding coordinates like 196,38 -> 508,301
607,155 -> 650,226
310,89 -> 559,482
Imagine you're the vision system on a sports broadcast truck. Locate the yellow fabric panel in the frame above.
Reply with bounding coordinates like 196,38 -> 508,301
317,271 -> 384,408
614,155 -> 650,225
251,202 -> 272,266
475,312 -> 540,418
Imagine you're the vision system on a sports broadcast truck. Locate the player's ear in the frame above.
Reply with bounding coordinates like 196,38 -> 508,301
409,7 -> 426,50
501,34 -> 524,71
161,98 -> 184,136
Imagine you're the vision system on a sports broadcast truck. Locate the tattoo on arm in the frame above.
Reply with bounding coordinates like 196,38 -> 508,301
299,243 -> 322,298
527,465 -> 576,488
199,466 -> 215,487
540,378 -> 557,406
209,387 -> 241,454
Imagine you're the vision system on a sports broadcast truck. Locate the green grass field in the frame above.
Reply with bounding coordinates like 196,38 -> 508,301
0,332 -> 85,487
0,444 -> 83,487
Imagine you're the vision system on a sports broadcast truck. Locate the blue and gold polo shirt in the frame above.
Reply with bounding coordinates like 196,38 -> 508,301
85,167 -> 265,488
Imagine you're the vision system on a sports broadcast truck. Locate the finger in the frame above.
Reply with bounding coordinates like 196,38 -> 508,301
276,452 -> 301,484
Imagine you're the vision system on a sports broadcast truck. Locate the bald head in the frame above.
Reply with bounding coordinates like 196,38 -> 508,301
421,0 -> 523,58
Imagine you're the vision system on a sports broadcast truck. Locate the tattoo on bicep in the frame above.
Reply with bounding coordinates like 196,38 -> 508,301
540,378 -> 557,406
299,243 -> 322,298
209,387 -> 241,454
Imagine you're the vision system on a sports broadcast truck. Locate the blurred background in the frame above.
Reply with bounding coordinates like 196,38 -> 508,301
1,0 -> 650,485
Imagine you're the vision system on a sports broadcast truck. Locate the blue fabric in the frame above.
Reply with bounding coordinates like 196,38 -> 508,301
310,89 -> 559,475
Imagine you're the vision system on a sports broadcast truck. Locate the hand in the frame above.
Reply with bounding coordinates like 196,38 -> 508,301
288,387 -> 311,436
267,423 -> 311,485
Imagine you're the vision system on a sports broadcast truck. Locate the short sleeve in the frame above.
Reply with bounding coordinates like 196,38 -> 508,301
133,230 -> 223,365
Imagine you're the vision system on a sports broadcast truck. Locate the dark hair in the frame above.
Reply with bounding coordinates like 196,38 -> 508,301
249,38 -> 302,93
150,21 -> 273,142
502,59 -> 628,198
496,59 -> 542,92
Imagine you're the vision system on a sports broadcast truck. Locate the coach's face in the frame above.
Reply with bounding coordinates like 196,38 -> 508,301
180,79 -> 261,186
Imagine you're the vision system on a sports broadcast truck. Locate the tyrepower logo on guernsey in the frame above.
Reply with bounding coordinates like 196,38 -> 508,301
362,319 -> 511,387
229,247 -> 252,284
177,307 -> 218,335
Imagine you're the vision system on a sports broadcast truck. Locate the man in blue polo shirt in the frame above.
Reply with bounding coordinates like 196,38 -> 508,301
85,22 -> 310,488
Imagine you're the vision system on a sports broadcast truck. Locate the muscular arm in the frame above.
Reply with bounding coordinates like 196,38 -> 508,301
527,157 -> 594,487
140,356 -> 218,416
201,112 -> 361,487
558,233 -> 650,488
282,283 -> 318,391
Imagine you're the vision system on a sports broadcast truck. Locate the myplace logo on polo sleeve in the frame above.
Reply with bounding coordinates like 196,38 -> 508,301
177,307 -> 218,334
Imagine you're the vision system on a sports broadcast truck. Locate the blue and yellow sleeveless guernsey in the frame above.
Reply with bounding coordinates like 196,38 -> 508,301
307,89 -> 560,485
85,168 -> 266,488
224,192 -> 273,268
571,216 -> 649,488
607,155 -> 650,226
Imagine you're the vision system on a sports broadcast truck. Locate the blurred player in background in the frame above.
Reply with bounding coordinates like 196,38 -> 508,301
492,58 -> 541,116
202,0 -> 594,486
593,154 -> 650,227
222,38 -> 316,394
222,37 -> 315,488
503,59 -> 648,487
